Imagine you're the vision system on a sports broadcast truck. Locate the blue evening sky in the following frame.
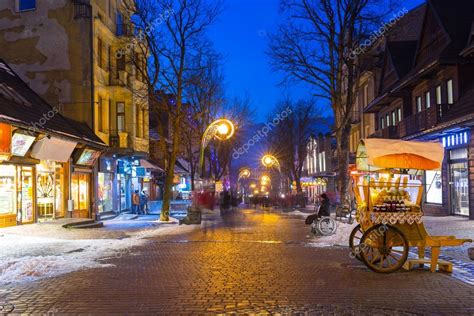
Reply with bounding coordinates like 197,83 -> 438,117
208,0 -> 425,122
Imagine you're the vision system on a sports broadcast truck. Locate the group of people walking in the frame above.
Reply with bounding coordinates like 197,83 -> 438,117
132,189 -> 149,215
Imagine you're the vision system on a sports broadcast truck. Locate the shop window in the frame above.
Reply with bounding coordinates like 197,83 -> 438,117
18,166 -> 34,223
425,91 -> 431,109
71,173 -> 90,213
17,0 -> 36,12
436,85 -> 442,105
98,173 -> 113,213
416,96 -> 422,112
0,165 -> 16,215
425,170 -> 442,204
37,161 -> 55,219
447,79 -> 454,104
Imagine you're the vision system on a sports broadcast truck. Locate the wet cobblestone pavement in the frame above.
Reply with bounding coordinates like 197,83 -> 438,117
1,209 -> 474,315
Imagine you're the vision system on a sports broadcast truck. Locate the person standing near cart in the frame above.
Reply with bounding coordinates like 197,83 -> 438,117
132,190 -> 140,214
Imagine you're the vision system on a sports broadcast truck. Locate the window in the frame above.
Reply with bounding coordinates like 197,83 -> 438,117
425,171 -> 442,204
397,108 -> 402,122
17,0 -> 36,12
141,107 -> 146,138
436,85 -> 442,105
386,114 -> 390,127
97,96 -> 103,132
117,102 -> 125,132
391,111 -> 396,126
97,38 -> 104,69
447,79 -> 454,104
380,116 -> 385,129
425,92 -> 431,109
416,96 -> 422,112
364,84 -> 369,108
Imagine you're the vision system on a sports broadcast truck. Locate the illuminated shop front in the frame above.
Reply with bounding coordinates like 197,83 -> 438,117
72,148 -> 100,218
98,157 -> 115,214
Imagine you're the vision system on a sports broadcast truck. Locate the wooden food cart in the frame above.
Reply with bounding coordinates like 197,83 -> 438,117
349,139 -> 472,273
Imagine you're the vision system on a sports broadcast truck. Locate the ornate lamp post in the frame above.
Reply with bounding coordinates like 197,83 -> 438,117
261,154 -> 280,171
199,119 -> 235,170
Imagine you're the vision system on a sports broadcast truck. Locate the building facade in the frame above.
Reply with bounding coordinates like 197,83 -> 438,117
0,59 -> 105,227
302,134 -> 335,203
0,0 -> 150,219
365,0 -> 474,219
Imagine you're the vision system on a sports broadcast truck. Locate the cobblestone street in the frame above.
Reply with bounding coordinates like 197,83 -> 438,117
1,209 -> 474,315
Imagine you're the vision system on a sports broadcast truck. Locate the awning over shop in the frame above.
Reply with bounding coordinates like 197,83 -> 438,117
356,138 -> 444,171
31,136 -> 77,162
140,159 -> 163,171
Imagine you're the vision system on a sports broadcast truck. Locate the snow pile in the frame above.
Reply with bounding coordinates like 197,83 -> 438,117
286,210 -> 311,217
0,221 -> 196,285
307,222 -> 357,248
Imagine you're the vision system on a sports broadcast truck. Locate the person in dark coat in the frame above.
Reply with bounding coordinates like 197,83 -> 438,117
318,193 -> 331,217
305,193 -> 331,225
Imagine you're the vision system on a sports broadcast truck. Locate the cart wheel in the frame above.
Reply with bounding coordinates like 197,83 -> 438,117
359,224 -> 408,273
349,224 -> 363,261
317,217 -> 337,236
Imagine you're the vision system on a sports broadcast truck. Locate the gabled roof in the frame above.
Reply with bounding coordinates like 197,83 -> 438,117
0,59 -> 104,147
387,41 -> 418,78
429,0 -> 474,59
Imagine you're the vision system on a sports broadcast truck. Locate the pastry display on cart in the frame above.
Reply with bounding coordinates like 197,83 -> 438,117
349,139 -> 472,273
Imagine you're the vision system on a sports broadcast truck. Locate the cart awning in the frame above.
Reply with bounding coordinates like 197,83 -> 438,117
356,139 -> 444,171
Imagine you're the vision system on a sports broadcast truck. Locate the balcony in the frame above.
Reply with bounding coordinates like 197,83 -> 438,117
109,70 -> 130,87
399,104 -> 451,138
370,125 -> 399,139
109,131 -> 129,148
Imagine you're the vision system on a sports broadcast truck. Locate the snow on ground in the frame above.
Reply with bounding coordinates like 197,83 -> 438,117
285,210 -> 311,218
307,221 -> 357,248
0,217 -> 197,285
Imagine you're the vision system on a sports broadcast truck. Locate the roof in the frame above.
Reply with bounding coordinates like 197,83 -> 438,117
0,59 -> 104,147
387,41 -> 418,78
430,0 -> 474,60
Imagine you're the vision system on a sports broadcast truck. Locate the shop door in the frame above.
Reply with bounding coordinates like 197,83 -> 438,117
37,168 -> 55,220
450,162 -> 469,216
18,167 -> 34,224
71,173 -> 91,218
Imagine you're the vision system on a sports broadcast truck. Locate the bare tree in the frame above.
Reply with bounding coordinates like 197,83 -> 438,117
207,96 -> 255,181
268,0 -> 397,202
182,50 -> 224,190
125,0 -> 223,220
267,98 -> 327,193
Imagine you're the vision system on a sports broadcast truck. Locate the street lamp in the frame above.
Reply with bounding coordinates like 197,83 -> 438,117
261,154 -> 280,171
200,118 -> 235,169
238,168 -> 251,182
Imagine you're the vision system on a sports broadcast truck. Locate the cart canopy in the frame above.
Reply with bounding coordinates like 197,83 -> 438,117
356,139 -> 444,171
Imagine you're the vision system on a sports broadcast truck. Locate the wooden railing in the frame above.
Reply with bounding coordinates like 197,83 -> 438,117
399,104 -> 452,138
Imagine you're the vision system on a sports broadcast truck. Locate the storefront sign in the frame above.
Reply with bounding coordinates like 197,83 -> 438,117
99,158 -> 115,173
442,131 -> 470,148
12,133 -> 35,156
0,123 -> 12,159
76,148 -> 100,166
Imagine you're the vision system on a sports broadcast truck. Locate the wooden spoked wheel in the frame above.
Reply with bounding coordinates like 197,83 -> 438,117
359,224 -> 409,273
349,224 -> 364,261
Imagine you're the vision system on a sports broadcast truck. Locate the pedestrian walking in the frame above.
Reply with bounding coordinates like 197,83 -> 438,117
132,190 -> 140,214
